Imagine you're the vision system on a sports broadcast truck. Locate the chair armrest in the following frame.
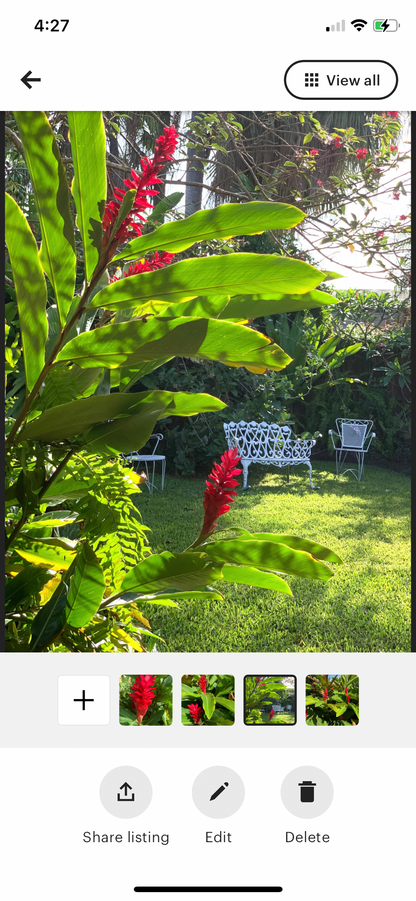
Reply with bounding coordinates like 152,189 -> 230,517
328,430 -> 339,449
363,431 -> 376,451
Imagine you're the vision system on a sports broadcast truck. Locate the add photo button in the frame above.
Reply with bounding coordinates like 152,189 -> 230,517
284,60 -> 398,99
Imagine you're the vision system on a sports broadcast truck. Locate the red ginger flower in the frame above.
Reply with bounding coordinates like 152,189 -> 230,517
130,675 -> 156,724
198,447 -> 242,539
199,675 -> 207,694
110,251 -> 175,283
188,703 -> 203,724
269,709 -> 275,721
102,125 -> 178,260
323,688 -> 328,702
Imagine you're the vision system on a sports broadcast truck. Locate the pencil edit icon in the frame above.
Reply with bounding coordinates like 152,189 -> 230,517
210,782 -> 229,801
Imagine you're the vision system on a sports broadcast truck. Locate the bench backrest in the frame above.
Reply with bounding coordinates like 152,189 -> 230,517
223,420 -> 292,460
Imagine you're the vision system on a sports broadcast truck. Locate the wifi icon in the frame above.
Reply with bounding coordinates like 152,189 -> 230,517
351,18 -> 368,31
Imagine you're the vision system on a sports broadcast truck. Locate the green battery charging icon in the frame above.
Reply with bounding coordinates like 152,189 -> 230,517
373,19 -> 400,31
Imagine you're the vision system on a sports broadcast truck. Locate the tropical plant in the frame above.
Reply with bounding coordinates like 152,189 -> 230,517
5,110 -> 343,653
374,356 -> 411,393
119,674 -> 173,725
305,674 -> 359,725
181,674 -> 235,725
244,675 -> 295,725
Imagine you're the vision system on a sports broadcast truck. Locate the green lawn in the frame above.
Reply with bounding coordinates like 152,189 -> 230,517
135,463 -> 410,653
270,713 -> 295,725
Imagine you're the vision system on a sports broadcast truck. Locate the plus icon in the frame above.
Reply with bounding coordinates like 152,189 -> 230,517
74,689 -> 94,711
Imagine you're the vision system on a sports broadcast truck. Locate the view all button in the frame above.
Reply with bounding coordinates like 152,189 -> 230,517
284,60 -> 398,99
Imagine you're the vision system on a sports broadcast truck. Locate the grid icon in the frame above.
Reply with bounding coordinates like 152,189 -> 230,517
304,72 -> 319,88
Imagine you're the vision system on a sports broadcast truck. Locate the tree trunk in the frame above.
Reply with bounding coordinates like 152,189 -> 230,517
185,111 -> 206,215
107,118 -> 124,190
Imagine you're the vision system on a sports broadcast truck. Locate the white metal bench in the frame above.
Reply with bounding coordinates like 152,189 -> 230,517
121,433 -> 166,494
223,420 -> 318,490
329,418 -> 375,481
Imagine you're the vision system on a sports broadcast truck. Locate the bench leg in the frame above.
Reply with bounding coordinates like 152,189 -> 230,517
286,465 -> 290,483
307,460 -> 320,490
242,460 -> 250,489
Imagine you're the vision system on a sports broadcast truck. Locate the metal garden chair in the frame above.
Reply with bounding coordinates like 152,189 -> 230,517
121,433 -> 166,494
329,419 -> 376,481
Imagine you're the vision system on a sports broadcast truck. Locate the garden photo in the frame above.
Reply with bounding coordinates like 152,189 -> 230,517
244,675 -> 296,725
119,674 -> 173,725
181,674 -> 235,725
4,111 -> 410,653
305,674 -> 359,725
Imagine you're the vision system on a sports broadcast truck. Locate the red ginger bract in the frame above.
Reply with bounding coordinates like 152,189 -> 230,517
110,251 -> 175,283
198,447 -> 242,539
188,703 -> 203,725
102,125 -> 178,260
130,674 -> 156,724
199,675 -> 207,694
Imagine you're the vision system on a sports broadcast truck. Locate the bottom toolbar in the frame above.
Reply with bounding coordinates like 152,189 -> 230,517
0,746 -> 413,901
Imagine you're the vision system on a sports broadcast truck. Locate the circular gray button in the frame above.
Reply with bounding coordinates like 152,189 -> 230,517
281,766 -> 334,818
192,766 -> 245,818
99,766 -> 152,818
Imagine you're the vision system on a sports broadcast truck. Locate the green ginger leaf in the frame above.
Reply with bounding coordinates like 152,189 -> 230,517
65,541 -> 105,628
112,201 -> 306,261
14,111 -> 76,327
5,193 -> 48,393
55,316 -> 291,374
91,253 -> 326,310
68,112 -> 106,281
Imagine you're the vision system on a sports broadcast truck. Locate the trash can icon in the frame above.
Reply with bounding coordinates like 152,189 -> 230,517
298,780 -> 316,803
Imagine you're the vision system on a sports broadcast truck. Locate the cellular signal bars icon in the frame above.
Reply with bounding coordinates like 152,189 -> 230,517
326,20 -> 345,32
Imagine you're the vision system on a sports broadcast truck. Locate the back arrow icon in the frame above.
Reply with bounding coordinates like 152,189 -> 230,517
21,71 -> 41,89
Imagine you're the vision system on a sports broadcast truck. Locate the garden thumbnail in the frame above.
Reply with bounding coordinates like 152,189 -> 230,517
305,675 -> 359,725
244,675 -> 296,725
4,111 -> 410,654
119,675 -> 172,726
181,675 -> 235,725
